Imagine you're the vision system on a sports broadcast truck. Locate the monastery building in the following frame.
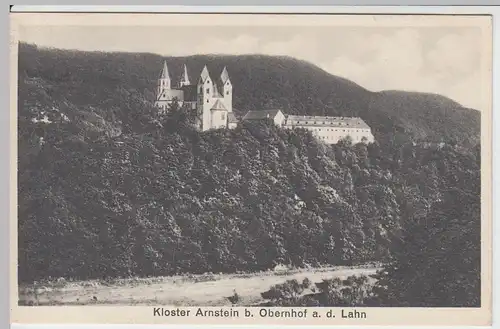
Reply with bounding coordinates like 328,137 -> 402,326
242,109 -> 374,144
154,62 -> 374,144
154,61 -> 238,131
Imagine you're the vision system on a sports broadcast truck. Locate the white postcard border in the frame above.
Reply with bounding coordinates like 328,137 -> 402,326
8,6 -> 498,328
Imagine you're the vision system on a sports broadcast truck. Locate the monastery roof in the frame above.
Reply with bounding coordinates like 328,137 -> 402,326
228,112 -> 239,123
242,109 -> 283,120
213,84 -> 223,98
215,81 -> 224,96
180,85 -> 197,102
285,115 -> 371,129
159,62 -> 233,93
211,99 -> 227,111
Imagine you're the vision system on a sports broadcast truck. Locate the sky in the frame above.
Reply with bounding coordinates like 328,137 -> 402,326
19,24 -> 485,111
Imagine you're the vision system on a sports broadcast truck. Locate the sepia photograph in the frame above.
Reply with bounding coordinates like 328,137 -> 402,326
10,10 -> 492,326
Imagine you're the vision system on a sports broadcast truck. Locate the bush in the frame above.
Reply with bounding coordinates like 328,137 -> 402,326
314,275 -> 378,306
260,278 -> 312,306
260,275 -> 377,306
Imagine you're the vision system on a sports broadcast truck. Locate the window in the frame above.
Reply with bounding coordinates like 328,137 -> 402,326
207,99 -> 209,103
221,112 -> 226,120
206,88 -> 210,94
226,91 -> 229,95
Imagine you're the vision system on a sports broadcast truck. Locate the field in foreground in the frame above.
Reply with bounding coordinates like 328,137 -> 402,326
19,265 -> 380,306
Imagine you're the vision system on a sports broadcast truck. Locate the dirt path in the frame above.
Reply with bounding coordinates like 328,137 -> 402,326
19,266 -> 380,306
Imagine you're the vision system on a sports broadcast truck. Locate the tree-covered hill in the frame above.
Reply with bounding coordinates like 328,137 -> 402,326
369,90 -> 480,146
17,43 -> 481,308
18,43 -> 480,146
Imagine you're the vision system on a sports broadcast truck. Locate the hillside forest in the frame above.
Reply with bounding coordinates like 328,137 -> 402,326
18,43 -> 481,307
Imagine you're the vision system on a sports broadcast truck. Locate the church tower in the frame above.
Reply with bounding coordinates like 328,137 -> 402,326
197,65 -> 214,131
220,66 -> 232,112
179,64 -> 190,87
157,61 -> 171,96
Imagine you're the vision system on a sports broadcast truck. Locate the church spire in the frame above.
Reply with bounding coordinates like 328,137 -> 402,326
199,65 -> 211,83
158,60 -> 171,95
179,64 -> 190,87
160,60 -> 170,80
220,66 -> 230,84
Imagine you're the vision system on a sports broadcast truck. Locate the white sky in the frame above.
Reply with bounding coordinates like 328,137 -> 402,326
19,25 -> 484,111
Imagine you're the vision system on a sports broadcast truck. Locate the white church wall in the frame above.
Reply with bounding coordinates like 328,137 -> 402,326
211,110 -> 228,129
274,111 -> 286,126
201,97 -> 217,131
282,115 -> 375,145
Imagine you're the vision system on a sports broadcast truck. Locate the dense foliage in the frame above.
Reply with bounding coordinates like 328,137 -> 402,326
258,141 -> 481,307
372,179 -> 481,307
18,44 -> 481,307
